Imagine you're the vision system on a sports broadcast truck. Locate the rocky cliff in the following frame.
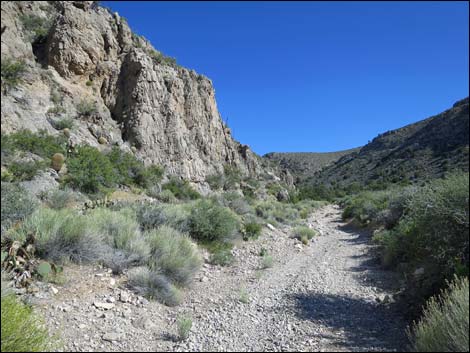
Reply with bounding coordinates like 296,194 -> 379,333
1,1 -> 280,186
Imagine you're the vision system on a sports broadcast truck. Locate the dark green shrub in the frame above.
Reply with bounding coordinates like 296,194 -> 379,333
1,182 -> 38,234
128,267 -> 182,306
188,199 -> 240,242
1,58 -> 26,92
1,130 -> 67,159
76,99 -> 97,116
136,165 -> 164,188
133,202 -> 190,233
1,293 -> 57,352
19,14 -> 52,42
8,159 -> 47,181
162,177 -> 200,200
149,49 -> 178,67
243,222 -> 262,240
223,165 -> 242,190
409,276 -> 469,352
51,117 -> 74,130
66,145 -> 117,193
145,226 -> 202,286
205,173 -> 224,190
293,226 -> 318,241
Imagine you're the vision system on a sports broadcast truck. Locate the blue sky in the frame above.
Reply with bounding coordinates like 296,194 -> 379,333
104,1 -> 469,155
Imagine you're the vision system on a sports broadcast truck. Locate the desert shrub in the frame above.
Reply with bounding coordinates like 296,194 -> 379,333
243,222 -> 262,240
148,49 -> 178,67
136,165 -> 164,189
223,165 -> 242,190
107,147 -> 145,186
260,255 -> 274,269
154,189 -> 177,203
207,242 -> 234,266
1,129 -> 67,159
341,186 -> 413,228
188,199 -> 240,243
205,173 -> 224,190
1,182 -> 38,234
255,200 -> 300,225
8,159 -> 47,181
10,208 -> 106,264
1,58 -> 26,92
134,202 -> 190,233
145,226 -> 202,286
128,267 -> 182,306
76,99 -> 97,116
42,188 -> 77,209
373,173 -> 469,314
19,14 -> 52,42
51,117 -> 74,130
293,226 -> 317,241
66,145 -> 117,193
162,177 -> 200,200
87,208 -> 148,263
176,315 -> 192,341
409,276 -> 469,352
1,292 -> 57,352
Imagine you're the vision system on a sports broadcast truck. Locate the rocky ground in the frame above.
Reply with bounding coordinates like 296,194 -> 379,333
21,205 -> 408,352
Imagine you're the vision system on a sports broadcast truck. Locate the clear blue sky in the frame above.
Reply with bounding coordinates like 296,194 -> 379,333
104,1 -> 469,155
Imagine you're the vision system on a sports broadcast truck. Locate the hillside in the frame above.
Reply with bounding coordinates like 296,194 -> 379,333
305,98 -> 469,191
264,148 -> 360,182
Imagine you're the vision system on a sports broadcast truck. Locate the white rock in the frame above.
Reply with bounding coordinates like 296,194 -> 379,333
93,301 -> 115,310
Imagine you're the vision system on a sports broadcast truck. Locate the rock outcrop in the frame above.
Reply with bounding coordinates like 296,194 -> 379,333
1,1 -> 288,185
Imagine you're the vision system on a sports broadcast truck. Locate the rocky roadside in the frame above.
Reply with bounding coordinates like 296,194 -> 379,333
11,205 -> 408,352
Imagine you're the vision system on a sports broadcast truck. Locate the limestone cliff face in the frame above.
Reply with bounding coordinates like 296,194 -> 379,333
1,1 -> 284,185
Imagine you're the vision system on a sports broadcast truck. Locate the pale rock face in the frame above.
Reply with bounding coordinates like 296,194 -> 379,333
1,1 -> 292,186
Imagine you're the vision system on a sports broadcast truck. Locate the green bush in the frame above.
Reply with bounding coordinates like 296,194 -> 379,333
176,315 -> 192,341
153,189 -> 177,203
8,159 -> 47,181
10,208 -> 105,263
66,145 -> 117,193
188,199 -> 240,243
1,58 -> 26,92
205,173 -> 224,190
260,255 -> 274,269
135,165 -> 164,189
1,129 -> 67,159
51,117 -> 74,130
1,182 -> 38,234
87,208 -> 148,262
409,276 -> 469,352
1,292 -> 57,352
293,226 -> 317,241
149,49 -> 178,67
370,173 -> 469,314
76,99 -> 98,116
145,226 -> 201,286
255,200 -> 300,225
243,222 -> 262,240
42,188 -> 78,209
19,14 -> 52,42
207,242 -> 234,266
162,177 -> 200,200
127,267 -> 182,306
134,202 -> 190,233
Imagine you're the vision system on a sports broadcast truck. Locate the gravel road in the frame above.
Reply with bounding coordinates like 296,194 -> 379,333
36,204 -> 408,352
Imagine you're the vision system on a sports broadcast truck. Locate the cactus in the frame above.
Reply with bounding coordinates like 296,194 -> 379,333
63,128 -> 71,137
98,136 -> 108,144
36,262 -> 52,279
51,153 -> 65,171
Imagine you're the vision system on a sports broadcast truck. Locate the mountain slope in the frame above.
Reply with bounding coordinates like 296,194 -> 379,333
308,98 -> 469,190
264,148 -> 361,182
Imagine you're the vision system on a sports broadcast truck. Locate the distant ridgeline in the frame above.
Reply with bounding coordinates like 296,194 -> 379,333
269,97 -> 469,197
